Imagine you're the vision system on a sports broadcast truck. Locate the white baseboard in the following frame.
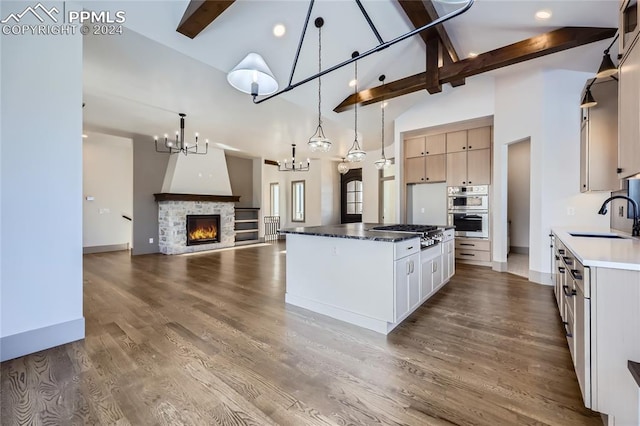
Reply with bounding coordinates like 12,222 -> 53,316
529,270 -> 552,286
1,318 -> 85,362
493,261 -> 508,272
83,243 -> 129,254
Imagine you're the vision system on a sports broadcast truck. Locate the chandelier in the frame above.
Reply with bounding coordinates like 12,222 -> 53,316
154,113 -> 208,156
346,52 -> 366,162
337,158 -> 349,174
374,75 -> 391,170
279,144 -> 310,172
308,17 -> 331,153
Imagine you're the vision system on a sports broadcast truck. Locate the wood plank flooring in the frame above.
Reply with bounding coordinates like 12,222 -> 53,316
1,242 -> 602,425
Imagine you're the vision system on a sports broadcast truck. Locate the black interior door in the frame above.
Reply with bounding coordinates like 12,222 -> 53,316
341,168 -> 363,224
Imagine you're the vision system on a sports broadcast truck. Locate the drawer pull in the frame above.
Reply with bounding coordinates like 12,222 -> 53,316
559,249 -> 565,255
562,256 -> 573,266
563,285 -> 576,297
460,253 -> 475,256
558,266 -> 565,274
570,269 -> 583,281
406,246 -> 414,250
459,243 -> 475,246
563,321 -> 573,338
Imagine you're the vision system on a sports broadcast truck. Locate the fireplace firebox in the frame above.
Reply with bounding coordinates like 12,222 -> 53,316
186,214 -> 221,246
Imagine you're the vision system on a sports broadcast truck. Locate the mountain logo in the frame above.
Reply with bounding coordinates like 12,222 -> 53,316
1,3 -> 59,24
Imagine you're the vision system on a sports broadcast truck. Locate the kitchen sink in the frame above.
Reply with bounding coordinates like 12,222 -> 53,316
568,232 -> 628,239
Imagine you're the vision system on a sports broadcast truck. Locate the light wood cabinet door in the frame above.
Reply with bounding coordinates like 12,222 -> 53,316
446,151 -> 467,185
467,148 -> 491,185
405,137 -> 425,158
446,131 -> 467,153
405,157 -> 426,183
618,39 -> 640,178
425,134 -> 446,156
425,154 -> 446,182
467,127 -> 491,151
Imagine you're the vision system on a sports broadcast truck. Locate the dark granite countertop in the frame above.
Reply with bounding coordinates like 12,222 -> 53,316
630,361 -> 640,388
280,223 -> 422,242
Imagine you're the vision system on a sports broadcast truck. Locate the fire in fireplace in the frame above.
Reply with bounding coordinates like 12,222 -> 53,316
186,214 -> 221,246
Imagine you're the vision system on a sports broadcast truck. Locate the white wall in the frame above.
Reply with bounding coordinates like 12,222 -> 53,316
1,1 -> 84,360
161,147 -> 232,195
83,133 -> 133,249
408,183 -> 448,225
507,139 -> 530,250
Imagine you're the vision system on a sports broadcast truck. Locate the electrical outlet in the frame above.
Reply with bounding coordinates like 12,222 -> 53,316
149,238 -> 154,244
619,206 -> 625,217
567,207 -> 575,216
332,246 -> 338,256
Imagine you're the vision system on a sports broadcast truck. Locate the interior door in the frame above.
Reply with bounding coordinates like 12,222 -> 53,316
341,168 -> 363,223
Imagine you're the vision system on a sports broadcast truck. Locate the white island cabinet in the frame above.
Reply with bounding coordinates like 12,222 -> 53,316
281,224 -> 454,335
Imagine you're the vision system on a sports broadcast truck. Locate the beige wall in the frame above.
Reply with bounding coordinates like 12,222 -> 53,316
507,139 -> 530,250
83,133 -> 133,249
226,155 -> 254,208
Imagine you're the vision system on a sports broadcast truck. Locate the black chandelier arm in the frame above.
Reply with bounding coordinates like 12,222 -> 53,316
253,0 -> 474,105
604,33 -> 619,54
355,0 -> 383,44
288,0 -> 316,88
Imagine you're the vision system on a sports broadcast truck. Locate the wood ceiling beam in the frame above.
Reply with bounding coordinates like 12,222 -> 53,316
176,0 -> 235,39
397,0 -> 460,62
425,38 -> 442,94
334,26 -> 616,112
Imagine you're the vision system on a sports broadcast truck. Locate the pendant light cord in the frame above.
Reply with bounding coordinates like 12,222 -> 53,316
317,23 -> 322,127
604,33 -> 619,54
381,100 -> 385,157
354,59 -> 358,143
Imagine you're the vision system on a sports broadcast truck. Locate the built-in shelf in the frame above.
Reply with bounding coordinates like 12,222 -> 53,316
235,207 -> 260,245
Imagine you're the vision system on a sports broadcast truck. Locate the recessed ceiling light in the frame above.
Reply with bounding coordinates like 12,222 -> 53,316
535,9 -> 552,20
82,134 -> 88,138
381,102 -> 388,108
468,52 -> 478,58
273,24 -> 286,37
349,79 -> 357,87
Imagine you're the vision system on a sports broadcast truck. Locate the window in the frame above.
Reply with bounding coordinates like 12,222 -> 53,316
346,180 -> 363,215
291,180 -> 305,222
270,182 -> 280,216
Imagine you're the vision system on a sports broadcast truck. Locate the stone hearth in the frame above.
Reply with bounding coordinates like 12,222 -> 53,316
156,194 -> 237,254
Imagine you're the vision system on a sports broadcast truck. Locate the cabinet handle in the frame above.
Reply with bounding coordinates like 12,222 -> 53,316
559,249 -> 565,255
421,152 -> 424,155
563,284 -> 576,297
463,146 -> 466,150
410,260 -> 415,273
407,262 -> 411,275
570,269 -> 583,281
462,181 -> 466,184
562,256 -> 573,266
468,181 -> 472,184
433,262 -> 438,272
558,266 -> 565,274
460,253 -> 475,256
459,243 -> 475,246
617,167 -> 623,174
468,145 -> 472,149
407,246 -> 414,250
426,151 -> 429,155
426,177 -> 430,181
421,178 -> 425,181
563,321 -> 573,338
555,255 -> 560,260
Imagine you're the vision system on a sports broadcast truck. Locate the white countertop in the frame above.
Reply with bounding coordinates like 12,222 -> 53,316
552,227 -> 640,271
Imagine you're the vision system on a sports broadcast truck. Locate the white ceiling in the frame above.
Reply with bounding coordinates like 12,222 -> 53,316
82,0 -> 618,160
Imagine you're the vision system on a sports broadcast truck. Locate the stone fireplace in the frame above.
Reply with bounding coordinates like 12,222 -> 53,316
155,193 -> 238,255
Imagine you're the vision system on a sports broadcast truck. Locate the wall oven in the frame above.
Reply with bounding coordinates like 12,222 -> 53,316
448,212 -> 489,238
447,185 -> 489,238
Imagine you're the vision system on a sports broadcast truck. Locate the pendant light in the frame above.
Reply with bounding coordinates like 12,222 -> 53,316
580,79 -> 598,109
308,17 -> 331,153
346,52 -> 366,162
374,75 -> 391,170
596,33 -> 619,79
337,158 -> 349,174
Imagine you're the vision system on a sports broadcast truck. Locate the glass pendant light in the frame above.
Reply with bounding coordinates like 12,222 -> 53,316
308,18 -> 331,152
374,75 -> 391,170
346,52 -> 366,162
337,158 -> 349,174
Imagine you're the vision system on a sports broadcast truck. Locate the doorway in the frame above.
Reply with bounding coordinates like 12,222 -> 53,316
341,168 -> 362,223
379,159 -> 396,223
506,138 -> 531,278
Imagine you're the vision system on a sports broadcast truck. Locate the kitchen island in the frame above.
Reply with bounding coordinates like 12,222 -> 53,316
280,223 -> 454,334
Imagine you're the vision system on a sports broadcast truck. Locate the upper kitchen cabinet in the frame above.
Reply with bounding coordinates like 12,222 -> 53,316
618,34 -> 640,179
446,126 -> 492,186
580,79 -> 619,192
404,134 -> 446,184
620,0 -> 639,58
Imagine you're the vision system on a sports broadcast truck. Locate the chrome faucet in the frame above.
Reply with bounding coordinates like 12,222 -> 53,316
598,195 -> 640,237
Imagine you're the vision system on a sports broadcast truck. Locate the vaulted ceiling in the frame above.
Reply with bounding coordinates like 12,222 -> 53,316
82,0 -> 618,160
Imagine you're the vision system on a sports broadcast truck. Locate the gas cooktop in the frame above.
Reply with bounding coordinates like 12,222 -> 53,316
371,224 -> 438,233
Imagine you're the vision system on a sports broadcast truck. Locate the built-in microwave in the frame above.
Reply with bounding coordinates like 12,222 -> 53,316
447,185 -> 489,211
448,212 -> 489,239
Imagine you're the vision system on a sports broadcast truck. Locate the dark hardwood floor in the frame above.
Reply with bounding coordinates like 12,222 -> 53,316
1,242 -> 601,425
